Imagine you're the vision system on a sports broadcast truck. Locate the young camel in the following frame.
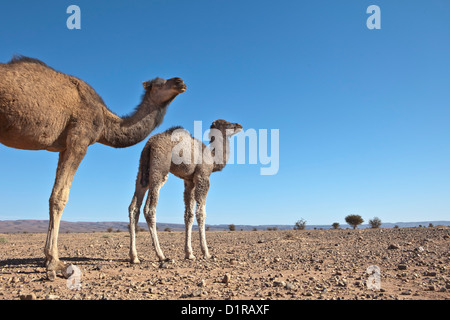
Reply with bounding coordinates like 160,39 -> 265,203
128,119 -> 242,263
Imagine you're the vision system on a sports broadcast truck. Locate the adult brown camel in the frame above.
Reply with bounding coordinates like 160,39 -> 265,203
128,119 -> 242,263
0,56 -> 186,272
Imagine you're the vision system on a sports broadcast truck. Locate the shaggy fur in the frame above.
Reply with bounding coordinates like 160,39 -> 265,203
0,56 -> 186,272
128,119 -> 242,263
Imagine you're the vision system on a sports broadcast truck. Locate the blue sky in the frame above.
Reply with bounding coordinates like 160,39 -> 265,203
0,0 -> 449,226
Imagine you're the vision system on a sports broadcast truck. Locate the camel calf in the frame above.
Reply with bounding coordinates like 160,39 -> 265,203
128,119 -> 242,263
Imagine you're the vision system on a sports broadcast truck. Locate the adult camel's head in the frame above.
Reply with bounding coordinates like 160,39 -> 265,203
142,77 -> 186,106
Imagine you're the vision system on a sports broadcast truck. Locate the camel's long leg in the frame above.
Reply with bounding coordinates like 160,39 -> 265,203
143,173 -> 168,261
194,175 -> 211,259
183,180 -> 196,260
128,178 -> 148,264
44,139 -> 88,271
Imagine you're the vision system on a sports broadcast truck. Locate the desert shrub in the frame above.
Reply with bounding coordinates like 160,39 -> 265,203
345,215 -> 364,229
107,227 -> 114,233
294,218 -> 306,230
228,224 -> 236,231
0,237 -> 8,243
369,217 -> 382,229
164,227 -> 172,232
332,222 -> 340,229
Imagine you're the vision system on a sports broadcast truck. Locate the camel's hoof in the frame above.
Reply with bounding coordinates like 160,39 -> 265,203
46,260 -> 66,273
203,253 -> 212,260
130,258 -> 141,264
185,254 -> 196,260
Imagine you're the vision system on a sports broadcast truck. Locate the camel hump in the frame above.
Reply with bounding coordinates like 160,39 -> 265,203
8,55 -> 48,67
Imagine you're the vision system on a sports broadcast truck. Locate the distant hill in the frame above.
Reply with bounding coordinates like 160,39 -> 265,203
0,219 -> 449,233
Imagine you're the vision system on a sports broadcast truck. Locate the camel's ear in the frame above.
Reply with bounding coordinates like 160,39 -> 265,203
142,81 -> 152,90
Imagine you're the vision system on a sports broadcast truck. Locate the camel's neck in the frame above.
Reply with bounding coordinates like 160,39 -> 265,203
210,134 -> 230,172
99,94 -> 171,148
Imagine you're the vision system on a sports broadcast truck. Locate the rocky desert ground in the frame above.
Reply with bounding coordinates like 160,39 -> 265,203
0,227 -> 449,300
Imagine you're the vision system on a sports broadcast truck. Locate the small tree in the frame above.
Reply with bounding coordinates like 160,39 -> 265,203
369,217 -> 382,229
228,224 -> 236,231
332,222 -> 340,229
107,227 -> 114,233
294,218 -> 306,230
345,215 -> 364,229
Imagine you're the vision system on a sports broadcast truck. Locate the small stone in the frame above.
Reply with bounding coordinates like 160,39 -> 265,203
192,289 -> 202,297
198,279 -> 207,287
20,294 -> 36,300
285,283 -> 296,290
45,294 -> 59,300
424,271 -> 437,277
47,271 -> 57,281
388,244 -> 400,250
400,290 -> 411,295
273,281 -> 286,287
222,274 -> 231,284
398,264 -> 408,270
337,279 -> 347,287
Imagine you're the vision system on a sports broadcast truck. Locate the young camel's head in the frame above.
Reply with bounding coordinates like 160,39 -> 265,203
210,119 -> 243,139
142,77 -> 186,105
